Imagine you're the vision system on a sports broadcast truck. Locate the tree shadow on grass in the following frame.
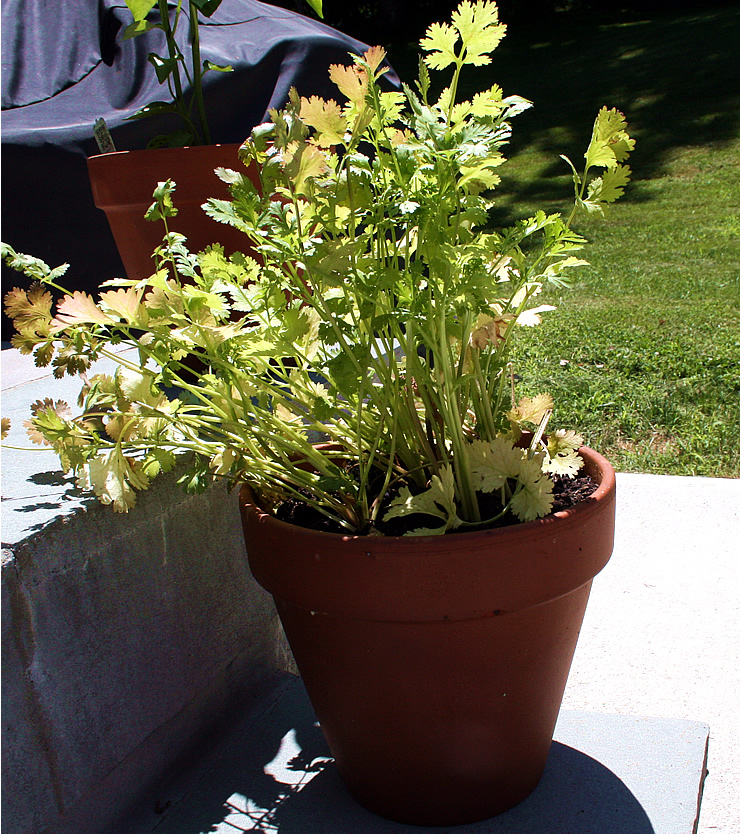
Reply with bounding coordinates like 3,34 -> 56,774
389,4 -> 740,223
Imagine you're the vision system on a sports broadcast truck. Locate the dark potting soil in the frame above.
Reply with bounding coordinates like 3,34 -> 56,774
275,472 -> 598,536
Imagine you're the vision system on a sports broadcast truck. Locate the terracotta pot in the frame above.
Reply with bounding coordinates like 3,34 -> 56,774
238,446 -> 616,826
87,144 -> 256,281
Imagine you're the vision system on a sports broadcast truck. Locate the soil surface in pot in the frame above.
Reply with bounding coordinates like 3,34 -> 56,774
275,470 -> 598,536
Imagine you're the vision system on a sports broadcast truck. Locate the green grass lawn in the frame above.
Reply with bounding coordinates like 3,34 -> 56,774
390,4 -> 740,477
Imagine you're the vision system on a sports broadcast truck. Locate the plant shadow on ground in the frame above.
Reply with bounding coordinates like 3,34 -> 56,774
146,677 -> 656,833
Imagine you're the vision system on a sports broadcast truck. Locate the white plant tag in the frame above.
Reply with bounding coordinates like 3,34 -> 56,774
93,118 -> 117,154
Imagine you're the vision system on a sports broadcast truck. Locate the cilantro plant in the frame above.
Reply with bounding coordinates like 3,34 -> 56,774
123,0 -> 323,147
2,1 -> 633,534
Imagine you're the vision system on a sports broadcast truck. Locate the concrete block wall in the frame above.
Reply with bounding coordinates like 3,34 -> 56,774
2,469 -> 291,834
2,347 -> 293,834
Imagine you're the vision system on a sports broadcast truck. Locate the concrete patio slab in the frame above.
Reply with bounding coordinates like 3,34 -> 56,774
563,472 -> 740,834
118,674 -> 708,834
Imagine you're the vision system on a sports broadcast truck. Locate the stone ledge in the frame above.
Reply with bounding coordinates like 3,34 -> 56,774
2,347 -> 293,834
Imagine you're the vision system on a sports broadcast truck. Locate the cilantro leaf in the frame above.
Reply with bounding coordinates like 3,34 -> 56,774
421,22 -> 459,71
451,1 -> 506,66
300,96 -> 348,147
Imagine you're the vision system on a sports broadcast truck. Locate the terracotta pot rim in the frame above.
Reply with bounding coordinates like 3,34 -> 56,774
240,443 -> 616,621
240,443 -> 615,545
87,142 -> 242,161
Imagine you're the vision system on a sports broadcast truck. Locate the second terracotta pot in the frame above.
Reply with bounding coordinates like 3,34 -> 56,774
87,144 -> 256,281
239,446 -> 616,826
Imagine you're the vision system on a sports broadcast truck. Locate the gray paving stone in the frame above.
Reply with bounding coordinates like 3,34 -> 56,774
140,675 -> 708,834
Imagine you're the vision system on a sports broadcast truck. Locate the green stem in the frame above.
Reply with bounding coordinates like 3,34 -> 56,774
158,1 -> 187,122
471,348 -> 496,440
1,444 -> 54,452
446,56 -> 465,125
435,298 -> 480,523
188,1 -> 210,145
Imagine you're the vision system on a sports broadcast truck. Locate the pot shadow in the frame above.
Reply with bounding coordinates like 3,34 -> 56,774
248,744 -> 657,834
151,679 -> 656,834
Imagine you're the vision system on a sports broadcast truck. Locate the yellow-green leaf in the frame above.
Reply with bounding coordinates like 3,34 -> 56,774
468,86 -> 505,117
421,22 -> 459,71
4,285 -> 53,334
584,107 -> 635,171
52,292 -> 113,329
363,45 -> 387,73
543,449 -> 583,478
508,393 -> 554,425
510,476 -> 553,521
452,0 -> 506,66
300,96 -> 347,147
515,304 -> 556,327
116,367 -> 160,406
328,63 -> 367,107
77,448 -> 149,512
99,287 -> 147,325
24,399 -> 73,447
598,163 -> 632,203
283,140 -> 328,195
548,429 -> 584,454
544,430 -> 584,477
458,163 -> 502,192
510,456 -> 554,521
383,465 -> 459,531
469,437 -> 523,492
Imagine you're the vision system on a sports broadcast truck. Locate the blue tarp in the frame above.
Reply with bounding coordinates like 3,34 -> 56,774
1,0 -> 396,321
